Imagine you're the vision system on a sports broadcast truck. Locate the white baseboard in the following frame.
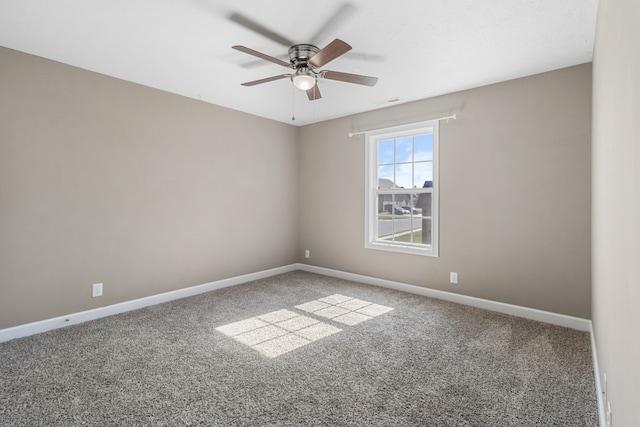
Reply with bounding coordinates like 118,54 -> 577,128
296,263 -> 592,331
1,262 -> 603,423
0,264 -> 299,343
0,262 -> 591,338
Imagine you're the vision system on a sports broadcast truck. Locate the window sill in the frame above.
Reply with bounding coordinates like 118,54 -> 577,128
365,241 -> 438,257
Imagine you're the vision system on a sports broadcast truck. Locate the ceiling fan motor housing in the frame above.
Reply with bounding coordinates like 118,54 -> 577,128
288,44 -> 320,68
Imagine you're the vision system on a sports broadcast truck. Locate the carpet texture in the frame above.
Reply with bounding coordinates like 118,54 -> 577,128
0,271 -> 598,426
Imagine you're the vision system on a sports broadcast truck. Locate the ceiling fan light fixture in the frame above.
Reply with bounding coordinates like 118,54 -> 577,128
292,70 -> 316,91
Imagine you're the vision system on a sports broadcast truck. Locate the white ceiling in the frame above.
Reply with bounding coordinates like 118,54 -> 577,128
0,0 -> 598,126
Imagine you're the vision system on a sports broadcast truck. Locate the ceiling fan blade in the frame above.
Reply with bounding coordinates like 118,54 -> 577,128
306,86 -> 322,101
321,70 -> 378,86
232,45 -> 291,68
309,3 -> 356,45
308,39 -> 352,68
228,12 -> 294,47
241,74 -> 291,86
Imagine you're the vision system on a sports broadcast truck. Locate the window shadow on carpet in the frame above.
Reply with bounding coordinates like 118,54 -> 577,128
215,294 -> 393,358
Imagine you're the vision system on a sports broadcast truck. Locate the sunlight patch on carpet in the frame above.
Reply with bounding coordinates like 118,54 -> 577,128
296,294 -> 394,325
216,295 -> 393,358
216,309 -> 340,358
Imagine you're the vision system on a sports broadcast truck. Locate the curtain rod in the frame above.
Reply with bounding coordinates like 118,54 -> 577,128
348,114 -> 458,138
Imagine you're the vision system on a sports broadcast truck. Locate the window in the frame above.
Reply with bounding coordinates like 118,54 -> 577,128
365,120 -> 439,257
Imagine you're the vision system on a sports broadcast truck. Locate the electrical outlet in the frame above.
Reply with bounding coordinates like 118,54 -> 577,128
450,272 -> 458,284
92,283 -> 103,297
305,250 -> 310,259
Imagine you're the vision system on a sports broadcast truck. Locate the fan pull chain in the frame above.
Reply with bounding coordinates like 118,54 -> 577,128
291,84 -> 296,121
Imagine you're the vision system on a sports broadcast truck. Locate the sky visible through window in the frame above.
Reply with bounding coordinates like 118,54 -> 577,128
378,133 -> 433,188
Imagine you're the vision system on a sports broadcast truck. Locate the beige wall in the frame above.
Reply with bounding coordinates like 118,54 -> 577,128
592,0 -> 640,425
0,47 -> 299,329
0,46 -> 593,331
299,64 -> 592,318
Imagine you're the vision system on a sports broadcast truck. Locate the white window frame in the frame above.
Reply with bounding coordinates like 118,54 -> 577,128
364,120 -> 439,257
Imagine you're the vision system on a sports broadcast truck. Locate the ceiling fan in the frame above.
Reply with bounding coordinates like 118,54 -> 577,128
232,39 -> 378,101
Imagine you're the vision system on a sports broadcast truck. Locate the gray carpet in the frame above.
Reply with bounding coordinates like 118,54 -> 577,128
0,271 -> 598,426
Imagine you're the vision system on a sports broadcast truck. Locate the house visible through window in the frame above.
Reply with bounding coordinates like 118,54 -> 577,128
365,120 -> 439,257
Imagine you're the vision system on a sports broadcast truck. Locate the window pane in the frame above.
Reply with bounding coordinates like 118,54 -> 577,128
395,163 -> 412,188
396,216 -> 425,244
377,193 -> 403,240
377,194 -> 395,214
395,137 -> 412,163
414,134 -> 433,161
378,165 -> 394,187
380,191 -> 413,217
415,192 -> 432,217
376,213 -> 415,241
376,193 -> 412,216
418,218 -> 432,245
377,139 -> 394,165
414,161 -> 433,188
377,216 -> 393,240
410,225 -> 425,244
388,216 -> 417,242
394,191 -> 413,211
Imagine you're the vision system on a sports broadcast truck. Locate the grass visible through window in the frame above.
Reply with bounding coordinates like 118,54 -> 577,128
380,229 -> 423,243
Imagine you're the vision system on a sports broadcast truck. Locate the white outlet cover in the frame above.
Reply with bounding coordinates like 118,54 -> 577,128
450,272 -> 458,284
92,283 -> 103,297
